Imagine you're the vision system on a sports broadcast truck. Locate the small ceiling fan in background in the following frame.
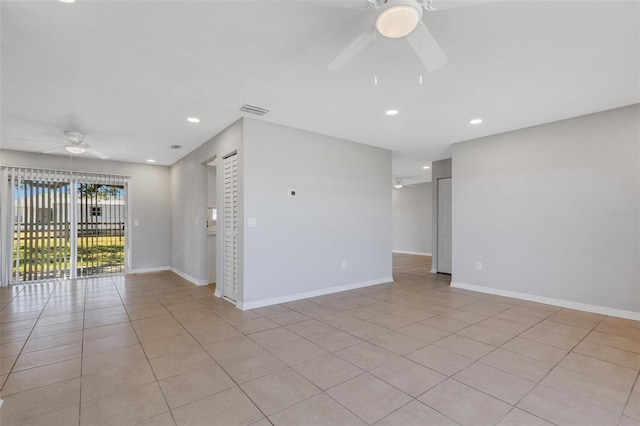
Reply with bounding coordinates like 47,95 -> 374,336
393,178 -> 416,188
13,130 -> 110,159
325,0 -> 494,72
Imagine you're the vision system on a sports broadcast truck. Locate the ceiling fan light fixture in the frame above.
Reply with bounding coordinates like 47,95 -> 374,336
65,145 -> 86,154
376,2 -> 422,39
394,184 -> 404,189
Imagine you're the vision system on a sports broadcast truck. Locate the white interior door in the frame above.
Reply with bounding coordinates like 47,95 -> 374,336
222,154 -> 238,301
437,178 -> 452,274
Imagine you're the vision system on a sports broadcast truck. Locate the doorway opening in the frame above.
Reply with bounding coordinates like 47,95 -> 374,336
437,177 -> 452,274
206,158 -> 217,289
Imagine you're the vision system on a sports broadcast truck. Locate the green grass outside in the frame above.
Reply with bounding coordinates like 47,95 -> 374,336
12,232 -> 125,280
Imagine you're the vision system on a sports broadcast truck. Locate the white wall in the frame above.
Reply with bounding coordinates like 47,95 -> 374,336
451,105 -> 640,315
170,120 -> 243,289
242,118 -> 392,307
0,150 -> 171,272
392,182 -> 432,255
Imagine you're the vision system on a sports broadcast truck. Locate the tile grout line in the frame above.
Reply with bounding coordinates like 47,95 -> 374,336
0,280 -> 59,394
112,274 -> 180,425
620,367 -> 640,425
78,277 -> 89,426
119,277 -> 283,424
382,301 -> 589,425
2,259 -> 637,425
508,313 -> 614,424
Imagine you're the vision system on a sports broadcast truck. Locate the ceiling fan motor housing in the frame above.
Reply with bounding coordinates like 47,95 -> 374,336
64,131 -> 86,144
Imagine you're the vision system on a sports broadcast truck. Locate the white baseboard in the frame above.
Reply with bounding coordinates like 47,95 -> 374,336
129,266 -> 170,274
451,281 -> 640,321
393,251 -> 432,256
214,289 -> 221,298
236,276 -> 394,311
430,268 -> 438,273
169,267 -> 209,286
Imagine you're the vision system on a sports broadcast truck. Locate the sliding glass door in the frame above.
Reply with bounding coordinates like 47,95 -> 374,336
76,182 -> 126,277
1,167 -> 128,284
13,178 -> 72,281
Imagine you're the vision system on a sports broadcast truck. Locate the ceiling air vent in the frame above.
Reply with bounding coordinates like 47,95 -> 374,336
169,145 -> 182,149
240,104 -> 269,116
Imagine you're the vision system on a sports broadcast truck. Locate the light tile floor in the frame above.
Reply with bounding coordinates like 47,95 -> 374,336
0,254 -> 639,425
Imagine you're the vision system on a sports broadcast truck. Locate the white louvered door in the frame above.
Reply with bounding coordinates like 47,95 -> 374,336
222,154 -> 238,301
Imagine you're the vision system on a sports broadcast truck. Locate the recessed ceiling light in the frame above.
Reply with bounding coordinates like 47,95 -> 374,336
187,117 -> 200,123
58,0 -> 75,3
470,118 -> 483,125
386,109 -> 399,116
422,166 -> 431,169
146,159 -> 156,163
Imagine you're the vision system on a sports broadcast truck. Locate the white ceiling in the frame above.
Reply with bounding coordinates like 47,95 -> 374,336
2,0 -> 638,182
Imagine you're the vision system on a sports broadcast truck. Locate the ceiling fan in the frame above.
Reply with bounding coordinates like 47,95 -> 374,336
326,0 -> 490,72
14,131 -> 110,159
393,178 -> 416,188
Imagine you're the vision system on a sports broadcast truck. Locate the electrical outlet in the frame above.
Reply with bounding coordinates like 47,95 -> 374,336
341,261 -> 347,270
476,262 -> 483,271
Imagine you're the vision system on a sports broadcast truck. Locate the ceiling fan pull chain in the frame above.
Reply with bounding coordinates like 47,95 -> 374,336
374,30 -> 378,85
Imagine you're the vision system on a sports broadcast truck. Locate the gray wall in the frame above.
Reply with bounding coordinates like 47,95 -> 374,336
170,119 -> 243,290
431,159 -> 452,273
452,104 -> 640,313
0,149 -> 171,271
242,118 -> 392,305
392,182 -> 432,254
206,166 -> 216,208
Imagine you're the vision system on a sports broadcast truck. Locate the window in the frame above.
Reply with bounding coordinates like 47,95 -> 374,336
91,206 -> 102,217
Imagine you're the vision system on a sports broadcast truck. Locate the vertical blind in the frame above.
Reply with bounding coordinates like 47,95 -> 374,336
0,166 -> 129,285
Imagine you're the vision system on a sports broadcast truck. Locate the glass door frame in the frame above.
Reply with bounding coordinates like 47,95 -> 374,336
7,170 -> 130,284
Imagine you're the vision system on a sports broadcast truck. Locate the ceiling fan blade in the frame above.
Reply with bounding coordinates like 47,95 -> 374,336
13,138 -> 63,144
428,0 -> 500,11
86,148 -> 110,160
328,30 -> 375,70
406,22 -> 448,72
42,146 -> 64,154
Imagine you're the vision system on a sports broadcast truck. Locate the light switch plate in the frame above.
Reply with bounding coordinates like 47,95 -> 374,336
248,218 -> 257,227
